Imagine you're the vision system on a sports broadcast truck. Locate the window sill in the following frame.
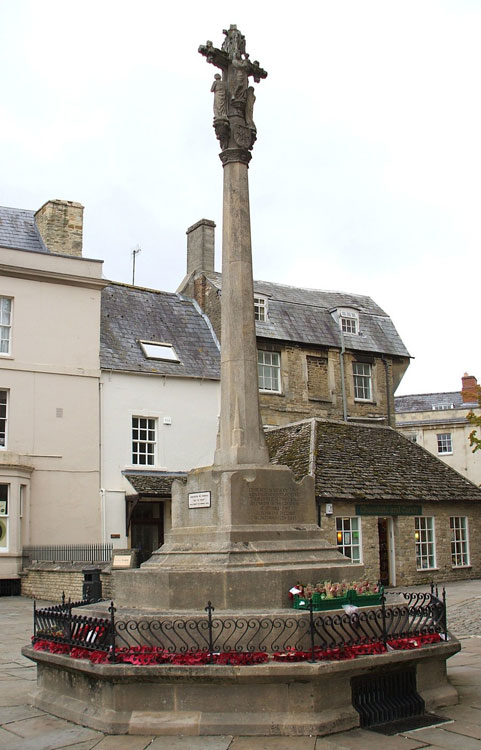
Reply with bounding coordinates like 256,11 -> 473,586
452,565 -> 471,569
0,355 -> 13,360
438,452 -> 453,456
354,399 -> 376,404
259,390 -> 283,396
416,567 -> 438,572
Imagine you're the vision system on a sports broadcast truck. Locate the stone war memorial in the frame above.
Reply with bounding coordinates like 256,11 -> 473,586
24,25 -> 460,737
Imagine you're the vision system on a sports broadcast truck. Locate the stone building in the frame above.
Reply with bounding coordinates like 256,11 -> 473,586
395,374 -> 481,487
266,418 -> 481,586
0,200 -> 105,591
178,220 -> 410,428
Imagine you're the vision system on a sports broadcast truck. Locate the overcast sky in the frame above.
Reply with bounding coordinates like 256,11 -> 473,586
1,0 -> 479,396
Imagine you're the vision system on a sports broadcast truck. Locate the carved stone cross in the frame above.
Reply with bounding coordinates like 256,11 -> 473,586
199,25 -> 267,157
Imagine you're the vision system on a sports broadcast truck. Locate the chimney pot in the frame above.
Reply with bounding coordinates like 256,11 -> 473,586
35,199 -> 84,257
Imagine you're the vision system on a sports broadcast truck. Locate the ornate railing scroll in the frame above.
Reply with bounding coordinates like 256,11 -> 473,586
32,587 -> 448,663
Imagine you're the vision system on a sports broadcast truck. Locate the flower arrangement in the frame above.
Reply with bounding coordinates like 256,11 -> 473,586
32,632 -> 442,666
289,580 -> 383,611
290,580 -> 381,600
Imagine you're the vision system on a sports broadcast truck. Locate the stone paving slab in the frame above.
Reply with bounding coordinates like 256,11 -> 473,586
442,719 -> 481,740
0,704 -> 44,724
230,738 -> 317,749
150,737 -> 234,750
93,736 -> 156,749
403,726 -> 481,749
316,729 -> 428,749
53,742 -> 102,750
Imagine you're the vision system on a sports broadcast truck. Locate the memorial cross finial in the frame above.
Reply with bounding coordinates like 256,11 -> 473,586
199,25 -> 267,157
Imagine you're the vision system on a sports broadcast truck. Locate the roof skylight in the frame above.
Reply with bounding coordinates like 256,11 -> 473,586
139,341 -> 179,362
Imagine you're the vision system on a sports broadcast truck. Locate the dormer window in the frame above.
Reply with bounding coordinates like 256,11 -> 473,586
338,308 -> 359,335
139,341 -> 179,362
254,295 -> 268,322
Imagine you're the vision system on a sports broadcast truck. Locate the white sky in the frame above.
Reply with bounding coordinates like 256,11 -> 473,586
1,0 -> 479,396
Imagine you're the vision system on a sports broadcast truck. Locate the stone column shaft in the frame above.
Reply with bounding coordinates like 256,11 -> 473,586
214,158 -> 269,467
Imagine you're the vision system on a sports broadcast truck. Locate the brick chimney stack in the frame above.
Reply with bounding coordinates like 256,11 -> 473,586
462,373 -> 478,403
186,219 -> 215,275
35,199 -> 84,257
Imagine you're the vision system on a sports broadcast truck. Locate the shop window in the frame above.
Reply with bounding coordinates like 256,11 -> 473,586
336,516 -> 361,562
450,516 -> 469,567
415,516 -> 436,570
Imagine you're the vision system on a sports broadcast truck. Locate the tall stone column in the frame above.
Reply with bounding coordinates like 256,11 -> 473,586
113,25 -> 357,611
215,154 -> 269,466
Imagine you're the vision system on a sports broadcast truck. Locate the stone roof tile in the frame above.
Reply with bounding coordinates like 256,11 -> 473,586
266,418 -> 481,503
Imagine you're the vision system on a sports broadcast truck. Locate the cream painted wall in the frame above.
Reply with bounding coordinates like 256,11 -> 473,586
0,247 -> 104,578
396,407 -> 481,487
100,370 -> 220,547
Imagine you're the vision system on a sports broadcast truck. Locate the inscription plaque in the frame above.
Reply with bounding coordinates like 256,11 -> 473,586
248,487 -> 298,523
112,553 -> 135,569
188,491 -> 211,509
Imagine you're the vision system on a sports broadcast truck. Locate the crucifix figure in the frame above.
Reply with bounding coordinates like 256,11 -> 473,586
199,24 -> 267,155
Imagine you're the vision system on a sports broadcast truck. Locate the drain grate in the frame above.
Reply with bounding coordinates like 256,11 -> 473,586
368,713 -> 451,735
351,668 -> 425,728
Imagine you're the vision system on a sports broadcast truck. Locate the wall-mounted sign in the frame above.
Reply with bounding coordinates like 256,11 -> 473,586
355,504 -> 422,517
111,550 -> 137,569
188,491 -> 211,509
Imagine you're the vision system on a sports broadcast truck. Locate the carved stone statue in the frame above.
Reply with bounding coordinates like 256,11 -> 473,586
199,25 -> 267,154
245,86 -> 256,130
231,53 -> 249,102
211,74 -> 228,120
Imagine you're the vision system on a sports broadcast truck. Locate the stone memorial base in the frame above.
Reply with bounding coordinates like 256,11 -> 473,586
24,639 -> 460,736
113,464 -> 360,611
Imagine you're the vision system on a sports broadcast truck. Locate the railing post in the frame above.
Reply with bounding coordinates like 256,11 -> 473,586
61,591 -> 66,607
308,596 -> 316,663
442,586 -> 448,640
205,601 -> 214,664
108,601 -> 117,663
66,603 -> 72,642
381,588 -> 387,647
33,599 -> 37,639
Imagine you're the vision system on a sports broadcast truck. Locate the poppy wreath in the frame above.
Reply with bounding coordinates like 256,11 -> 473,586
32,632 -> 441,665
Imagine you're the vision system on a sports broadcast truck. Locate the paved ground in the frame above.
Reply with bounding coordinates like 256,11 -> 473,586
0,580 -> 480,749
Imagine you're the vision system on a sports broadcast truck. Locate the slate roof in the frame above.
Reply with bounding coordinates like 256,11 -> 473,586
0,206 -> 47,253
266,418 -> 481,503
205,272 -> 409,358
101,283 -> 220,378
395,391 -> 476,412
123,471 -> 187,496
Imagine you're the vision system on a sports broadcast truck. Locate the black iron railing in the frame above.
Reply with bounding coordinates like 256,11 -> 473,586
32,588 -> 448,664
23,544 -> 113,565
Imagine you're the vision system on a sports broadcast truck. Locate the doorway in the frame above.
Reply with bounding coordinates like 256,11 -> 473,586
377,517 -> 395,586
130,501 -> 164,565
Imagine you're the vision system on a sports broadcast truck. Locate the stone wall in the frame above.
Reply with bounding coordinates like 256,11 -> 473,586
320,501 -> 481,586
259,344 -> 395,427
20,563 -> 113,602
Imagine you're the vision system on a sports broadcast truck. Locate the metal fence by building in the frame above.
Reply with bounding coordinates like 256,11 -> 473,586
23,544 -> 113,566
